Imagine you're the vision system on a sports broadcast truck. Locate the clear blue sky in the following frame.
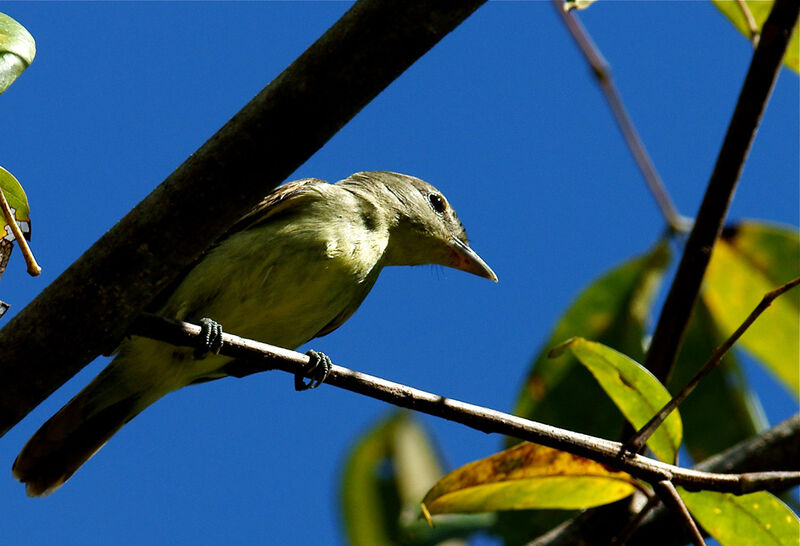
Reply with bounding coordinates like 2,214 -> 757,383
1,3 -> 797,545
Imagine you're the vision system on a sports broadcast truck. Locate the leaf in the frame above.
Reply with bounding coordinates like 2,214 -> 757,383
552,337 -> 683,463
341,415 -> 401,546
678,488 -> 799,546
422,442 -> 638,516
0,12 -> 36,94
503,243 -> 669,539
670,299 -> 766,462
703,222 -> 799,397
511,242 -> 670,445
340,413 -> 491,546
0,166 -> 31,242
564,0 -> 596,12
711,0 -> 799,74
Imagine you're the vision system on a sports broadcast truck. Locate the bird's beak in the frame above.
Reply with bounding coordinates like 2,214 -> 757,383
450,237 -> 498,282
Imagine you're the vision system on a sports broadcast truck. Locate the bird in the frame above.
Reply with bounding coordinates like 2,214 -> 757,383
12,171 -> 496,496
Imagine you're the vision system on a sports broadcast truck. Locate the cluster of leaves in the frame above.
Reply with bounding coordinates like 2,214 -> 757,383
338,1 -> 799,543
0,12 -> 35,316
340,223 -> 798,545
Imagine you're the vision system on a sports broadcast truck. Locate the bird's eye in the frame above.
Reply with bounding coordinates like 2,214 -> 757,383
428,193 -> 446,214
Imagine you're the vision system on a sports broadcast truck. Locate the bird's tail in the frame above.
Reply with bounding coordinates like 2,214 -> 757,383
12,359 -> 158,497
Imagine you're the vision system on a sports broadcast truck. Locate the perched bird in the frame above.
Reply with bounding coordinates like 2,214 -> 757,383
13,171 -> 496,496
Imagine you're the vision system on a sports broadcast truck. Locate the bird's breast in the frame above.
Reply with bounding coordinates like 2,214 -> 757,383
161,216 -> 389,352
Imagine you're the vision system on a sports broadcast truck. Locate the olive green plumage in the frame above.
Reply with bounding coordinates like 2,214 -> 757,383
13,171 -> 496,496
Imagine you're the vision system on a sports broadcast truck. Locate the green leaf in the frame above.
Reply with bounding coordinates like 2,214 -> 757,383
670,299 -> 766,462
0,165 -> 31,242
703,222 -> 799,397
679,488 -> 799,546
553,337 -> 683,463
511,243 -> 670,444
340,413 -> 491,546
0,12 -> 36,94
711,0 -> 799,74
422,442 -> 638,516
340,415 -> 400,546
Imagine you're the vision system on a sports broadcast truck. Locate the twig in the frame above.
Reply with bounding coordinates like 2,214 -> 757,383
0,186 -> 40,276
641,0 -> 799,384
653,481 -> 705,546
624,276 -> 800,454
552,0 -> 685,233
129,313 -> 800,495
614,493 -> 658,546
525,416 -> 799,546
736,0 -> 761,48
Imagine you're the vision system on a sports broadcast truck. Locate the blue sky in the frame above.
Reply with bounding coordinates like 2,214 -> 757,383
0,3 -> 797,545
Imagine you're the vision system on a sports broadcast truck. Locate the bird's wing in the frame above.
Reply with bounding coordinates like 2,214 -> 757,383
144,178 -> 328,314
223,178 -> 327,235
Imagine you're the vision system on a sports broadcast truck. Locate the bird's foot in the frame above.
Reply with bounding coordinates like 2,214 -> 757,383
295,350 -> 332,391
194,317 -> 224,359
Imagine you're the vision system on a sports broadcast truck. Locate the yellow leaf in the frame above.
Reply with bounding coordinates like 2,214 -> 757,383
422,442 -> 638,516
703,225 -> 799,397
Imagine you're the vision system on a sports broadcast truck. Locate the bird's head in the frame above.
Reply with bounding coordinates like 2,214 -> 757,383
341,171 -> 497,282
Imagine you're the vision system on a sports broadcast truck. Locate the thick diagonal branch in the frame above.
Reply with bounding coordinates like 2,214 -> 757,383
643,0 -> 800,384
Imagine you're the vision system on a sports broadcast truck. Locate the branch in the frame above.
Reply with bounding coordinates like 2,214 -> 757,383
625,276 -> 800,453
527,415 -> 800,546
129,313 -> 800,496
627,414 -> 800,546
652,480 -> 705,546
552,0 -> 685,233
643,0 -> 800,383
0,0 -> 486,437
533,2 -> 800,542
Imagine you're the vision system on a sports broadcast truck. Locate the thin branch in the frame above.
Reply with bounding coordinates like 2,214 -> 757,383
642,0 -> 799,384
129,313 -> 800,495
0,186 -> 40,276
627,415 -> 800,546
527,416 -> 800,546
653,480 -> 705,546
0,0 -> 487,437
615,493 -> 658,546
624,276 -> 800,453
552,0 -> 685,233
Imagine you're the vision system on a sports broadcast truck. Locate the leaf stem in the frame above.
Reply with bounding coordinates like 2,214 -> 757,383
0,186 -> 40,276
736,0 -> 761,47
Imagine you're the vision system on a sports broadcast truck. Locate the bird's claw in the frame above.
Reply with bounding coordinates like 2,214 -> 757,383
194,317 -> 223,359
295,350 -> 332,391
